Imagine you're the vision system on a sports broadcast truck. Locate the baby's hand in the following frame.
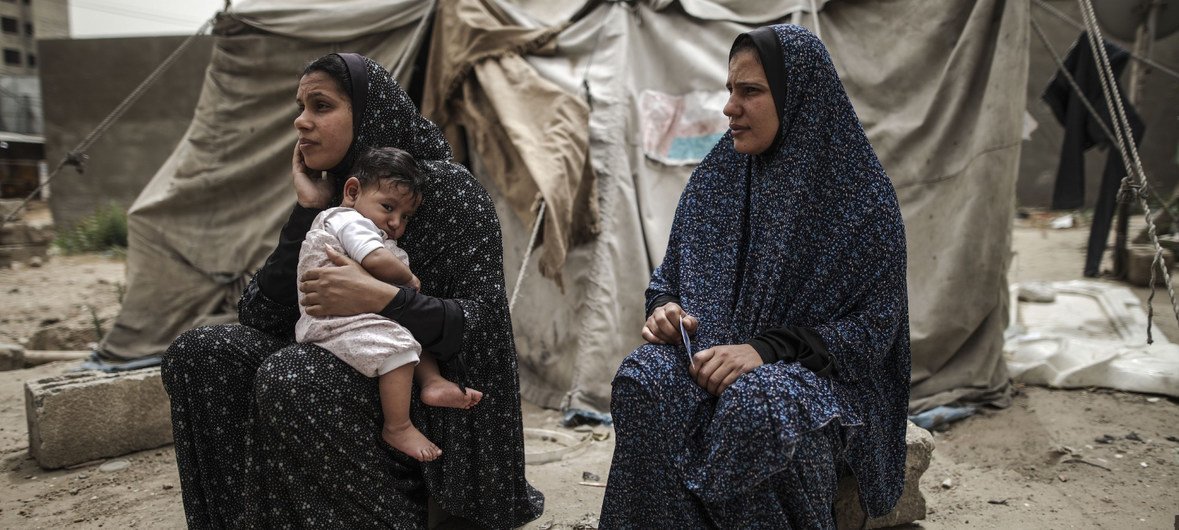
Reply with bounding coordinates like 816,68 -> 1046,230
408,274 -> 421,292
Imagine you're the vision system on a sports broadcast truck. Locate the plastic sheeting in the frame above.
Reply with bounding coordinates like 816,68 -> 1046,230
1006,281 -> 1179,398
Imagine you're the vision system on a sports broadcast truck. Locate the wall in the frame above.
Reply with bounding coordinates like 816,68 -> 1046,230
39,35 -> 213,228
1021,0 -> 1179,209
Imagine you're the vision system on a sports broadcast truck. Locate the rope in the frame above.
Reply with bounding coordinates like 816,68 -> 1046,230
1029,14 -> 1179,223
509,199 -> 546,314
1033,0 -> 1179,82
0,18 -> 213,228
809,0 -> 822,40
1076,0 -> 1179,341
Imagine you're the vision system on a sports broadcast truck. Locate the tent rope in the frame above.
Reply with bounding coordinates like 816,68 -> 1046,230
509,199 -> 545,314
1075,0 -> 1179,342
1033,0 -> 1179,82
0,17 -> 214,229
809,0 -> 822,40
1028,15 -> 1179,223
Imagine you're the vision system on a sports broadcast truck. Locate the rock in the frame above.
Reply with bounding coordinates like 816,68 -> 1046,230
941,478 -> 953,489
835,421 -> 934,529
1125,244 -> 1174,287
98,459 -> 129,473
0,343 -> 25,371
27,256 -> 41,267
25,368 -> 172,469
0,220 -> 52,268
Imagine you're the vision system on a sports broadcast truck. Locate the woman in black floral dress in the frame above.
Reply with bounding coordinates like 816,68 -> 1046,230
161,52 -> 543,529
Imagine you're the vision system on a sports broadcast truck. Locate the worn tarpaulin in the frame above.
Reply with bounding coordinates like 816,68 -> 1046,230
421,0 -> 598,286
822,0 -> 1026,411
493,0 -> 1025,415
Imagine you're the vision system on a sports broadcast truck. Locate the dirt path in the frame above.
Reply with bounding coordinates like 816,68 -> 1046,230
0,215 -> 1175,529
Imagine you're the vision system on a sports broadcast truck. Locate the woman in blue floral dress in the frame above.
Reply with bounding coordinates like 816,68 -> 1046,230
600,24 -> 910,529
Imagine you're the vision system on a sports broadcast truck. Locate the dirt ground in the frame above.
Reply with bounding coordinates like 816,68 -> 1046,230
0,204 -> 1176,529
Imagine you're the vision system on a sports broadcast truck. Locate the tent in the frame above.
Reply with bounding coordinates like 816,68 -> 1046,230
102,0 -> 1027,417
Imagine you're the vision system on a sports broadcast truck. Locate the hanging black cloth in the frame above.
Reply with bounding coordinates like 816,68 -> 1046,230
1042,32 -> 1145,276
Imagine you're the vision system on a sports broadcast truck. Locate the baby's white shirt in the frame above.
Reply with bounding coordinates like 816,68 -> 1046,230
320,207 -> 387,262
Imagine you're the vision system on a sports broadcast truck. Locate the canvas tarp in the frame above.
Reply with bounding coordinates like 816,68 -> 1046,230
441,0 -> 1027,414
103,0 -> 1027,417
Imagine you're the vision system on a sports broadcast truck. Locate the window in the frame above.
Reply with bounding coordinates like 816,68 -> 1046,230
3,48 -> 21,66
1,17 -> 17,34
26,53 -> 33,67
23,23 -> 31,36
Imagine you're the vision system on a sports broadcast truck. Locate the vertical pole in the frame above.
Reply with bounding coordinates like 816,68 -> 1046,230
1113,2 -> 1158,278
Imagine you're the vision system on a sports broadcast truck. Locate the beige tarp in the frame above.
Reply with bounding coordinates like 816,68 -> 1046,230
104,0 -> 1026,416
422,0 -> 597,285
476,0 -> 1026,413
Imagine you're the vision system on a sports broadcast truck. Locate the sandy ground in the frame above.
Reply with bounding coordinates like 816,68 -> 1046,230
0,206 -> 1176,529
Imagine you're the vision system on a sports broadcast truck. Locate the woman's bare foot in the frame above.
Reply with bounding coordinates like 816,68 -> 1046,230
382,420 -> 441,462
421,379 -> 483,410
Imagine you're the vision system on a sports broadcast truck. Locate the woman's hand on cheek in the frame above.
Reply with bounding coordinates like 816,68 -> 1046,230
687,344 -> 762,396
300,246 -> 398,317
292,143 -> 335,209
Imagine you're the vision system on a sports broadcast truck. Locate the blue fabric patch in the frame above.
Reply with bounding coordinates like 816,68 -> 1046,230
667,134 -> 725,162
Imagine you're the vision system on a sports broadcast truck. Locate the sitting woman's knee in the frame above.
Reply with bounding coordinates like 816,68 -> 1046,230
162,325 -> 234,382
615,344 -> 681,385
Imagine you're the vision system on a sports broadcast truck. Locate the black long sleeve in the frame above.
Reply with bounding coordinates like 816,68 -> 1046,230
646,292 -> 681,317
255,203 -> 321,305
747,326 -> 838,378
380,288 -> 466,362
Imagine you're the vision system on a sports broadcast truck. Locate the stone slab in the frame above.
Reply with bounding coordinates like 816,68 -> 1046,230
25,368 -> 172,469
0,342 -> 24,371
835,421 -> 934,529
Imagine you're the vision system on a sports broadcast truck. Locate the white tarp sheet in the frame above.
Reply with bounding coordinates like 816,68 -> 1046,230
1007,281 -> 1179,397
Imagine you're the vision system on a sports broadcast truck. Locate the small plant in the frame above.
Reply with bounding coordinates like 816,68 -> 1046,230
85,303 -> 104,339
53,203 -> 128,254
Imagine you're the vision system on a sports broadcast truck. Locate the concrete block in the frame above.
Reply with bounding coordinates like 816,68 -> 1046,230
0,342 -> 24,371
1126,244 -> 1173,287
25,368 -> 172,469
835,421 -> 934,529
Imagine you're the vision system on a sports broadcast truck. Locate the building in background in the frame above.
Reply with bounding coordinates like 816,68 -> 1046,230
0,0 -> 69,198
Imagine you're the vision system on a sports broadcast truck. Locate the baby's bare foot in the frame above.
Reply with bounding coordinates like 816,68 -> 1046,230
421,380 -> 483,410
382,420 -> 441,462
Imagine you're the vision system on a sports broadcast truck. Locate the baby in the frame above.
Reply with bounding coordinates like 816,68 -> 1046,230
295,146 -> 482,462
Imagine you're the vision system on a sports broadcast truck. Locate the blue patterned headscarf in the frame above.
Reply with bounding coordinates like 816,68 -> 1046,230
648,24 -> 911,515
